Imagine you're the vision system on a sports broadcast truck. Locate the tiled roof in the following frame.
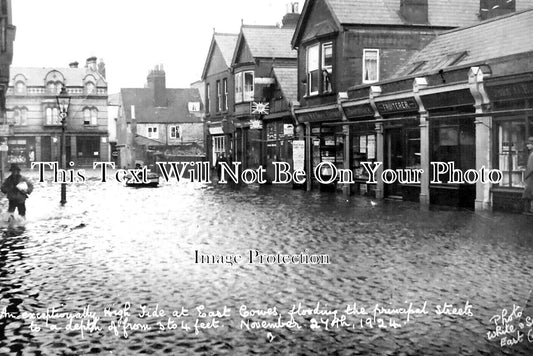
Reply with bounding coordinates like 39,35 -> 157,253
9,67 -> 107,86
121,88 -> 203,124
272,66 -> 298,103
394,8 -> 533,77
327,0 -> 481,27
241,26 -> 297,59
214,33 -> 238,66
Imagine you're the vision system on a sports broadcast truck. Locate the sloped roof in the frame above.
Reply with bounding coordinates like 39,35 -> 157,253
108,93 -> 120,105
201,33 -> 238,79
272,66 -> 298,103
238,25 -> 297,61
135,135 -> 165,146
121,88 -> 203,124
394,8 -> 533,78
215,33 -> 239,65
9,67 -> 107,86
328,0 -> 481,27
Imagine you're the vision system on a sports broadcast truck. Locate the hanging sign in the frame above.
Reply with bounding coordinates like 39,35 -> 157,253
250,119 -> 263,130
251,102 -> 270,115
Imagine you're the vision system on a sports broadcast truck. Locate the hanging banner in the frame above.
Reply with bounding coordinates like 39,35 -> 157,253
293,140 -> 305,171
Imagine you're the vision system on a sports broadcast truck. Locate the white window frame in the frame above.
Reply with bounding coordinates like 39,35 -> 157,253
306,43 -> 320,96
223,78 -> 228,111
216,80 -> 222,112
45,107 -> 60,125
235,72 -> 243,103
147,125 -> 158,139
362,49 -> 380,84
243,71 -> 254,102
206,83 -> 210,114
322,42 -> 333,93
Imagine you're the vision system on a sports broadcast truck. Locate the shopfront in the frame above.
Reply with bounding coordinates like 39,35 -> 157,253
486,77 -> 533,212
264,117 -> 294,182
7,137 -> 36,168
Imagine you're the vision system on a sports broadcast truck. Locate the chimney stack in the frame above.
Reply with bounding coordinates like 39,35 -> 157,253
86,56 -> 97,71
147,64 -> 167,107
399,0 -> 429,24
281,2 -> 300,28
479,0 -> 515,20
98,59 -> 106,78
69,61 -> 79,68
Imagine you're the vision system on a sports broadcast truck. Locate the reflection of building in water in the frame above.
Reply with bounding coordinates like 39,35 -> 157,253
5,58 -> 109,167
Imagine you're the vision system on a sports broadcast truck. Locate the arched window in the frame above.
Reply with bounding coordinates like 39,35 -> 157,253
85,82 -> 96,95
15,81 -> 26,95
45,107 -> 60,125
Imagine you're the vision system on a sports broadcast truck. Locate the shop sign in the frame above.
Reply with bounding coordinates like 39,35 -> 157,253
344,104 -> 374,119
376,98 -> 418,114
293,140 -> 305,171
486,81 -> 533,101
421,89 -> 474,110
297,109 -> 340,123
209,126 -> 224,135
283,124 -> 294,136
250,119 -> 263,130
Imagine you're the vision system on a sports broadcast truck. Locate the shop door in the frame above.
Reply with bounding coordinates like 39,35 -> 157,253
385,128 -> 403,197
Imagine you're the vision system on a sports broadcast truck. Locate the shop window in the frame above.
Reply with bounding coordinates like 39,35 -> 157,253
147,126 -> 158,139
495,118 -> 531,188
76,136 -> 100,159
170,125 -> 181,139
45,107 -> 60,125
405,128 -> 421,169
353,133 -> 377,180
363,49 -> 379,84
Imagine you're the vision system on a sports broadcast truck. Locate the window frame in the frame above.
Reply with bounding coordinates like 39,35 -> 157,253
169,125 -> 181,139
362,49 -> 380,84
216,80 -> 221,112
223,78 -> 228,111
235,72 -> 243,103
205,83 -> 210,114
235,70 -> 254,103
147,125 -> 158,139
305,41 -> 333,96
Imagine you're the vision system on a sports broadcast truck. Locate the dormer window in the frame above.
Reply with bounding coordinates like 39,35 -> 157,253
15,81 -> 26,95
85,82 -> 96,95
47,81 -> 63,94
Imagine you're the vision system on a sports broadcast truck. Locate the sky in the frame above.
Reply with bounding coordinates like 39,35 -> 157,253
11,0 -> 296,94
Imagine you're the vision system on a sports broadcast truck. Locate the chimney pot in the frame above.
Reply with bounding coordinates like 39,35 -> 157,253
69,61 -> 79,68
86,56 -> 97,71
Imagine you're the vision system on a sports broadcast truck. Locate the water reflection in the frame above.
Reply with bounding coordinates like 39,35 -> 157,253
0,177 -> 531,355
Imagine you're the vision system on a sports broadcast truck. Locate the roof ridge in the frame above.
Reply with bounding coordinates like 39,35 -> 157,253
438,7 -> 533,36
214,32 -> 239,37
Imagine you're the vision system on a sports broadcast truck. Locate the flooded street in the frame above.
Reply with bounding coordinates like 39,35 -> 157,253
1,173 -> 533,355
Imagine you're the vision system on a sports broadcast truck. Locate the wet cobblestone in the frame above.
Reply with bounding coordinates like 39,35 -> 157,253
0,175 -> 532,355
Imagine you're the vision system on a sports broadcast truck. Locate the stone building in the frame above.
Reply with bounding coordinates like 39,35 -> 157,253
5,57 -> 109,167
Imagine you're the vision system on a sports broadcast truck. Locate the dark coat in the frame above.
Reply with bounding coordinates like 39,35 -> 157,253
524,151 -> 533,200
1,174 -> 34,203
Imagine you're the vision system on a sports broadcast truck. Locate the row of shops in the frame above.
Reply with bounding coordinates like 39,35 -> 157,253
207,66 -> 532,213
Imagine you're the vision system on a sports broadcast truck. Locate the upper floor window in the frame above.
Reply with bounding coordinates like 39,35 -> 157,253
45,107 -> 60,125
11,107 -> 28,125
46,81 -> 63,94
169,125 -> 181,139
206,83 -> 210,114
363,49 -> 379,84
235,71 -> 254,103
147,125 -> 158,139
223,78 -> 228,111
306,41 -> 333,96
216,80 -> 221,112
83,107 -> 98,125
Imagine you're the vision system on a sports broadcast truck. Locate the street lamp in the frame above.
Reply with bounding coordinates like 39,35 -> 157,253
56,86 -> 71,205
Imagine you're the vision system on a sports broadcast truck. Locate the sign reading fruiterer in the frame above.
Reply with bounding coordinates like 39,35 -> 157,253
292,140 -> 305,171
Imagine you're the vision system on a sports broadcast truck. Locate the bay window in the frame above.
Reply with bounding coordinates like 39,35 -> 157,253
306,41 -> 333,96
235,71 -> 254,103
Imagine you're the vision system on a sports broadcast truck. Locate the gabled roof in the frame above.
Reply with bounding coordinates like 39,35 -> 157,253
201,32 -> 238,79
394,8 -> 533,78
292,0 -> 484,47
272,66 -> 298,103
9,67 -> 107,86
232,25 -> 297,65
120,88 -> 203,124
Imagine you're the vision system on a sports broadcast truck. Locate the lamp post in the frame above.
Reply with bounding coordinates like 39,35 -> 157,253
56,87 -> 71,205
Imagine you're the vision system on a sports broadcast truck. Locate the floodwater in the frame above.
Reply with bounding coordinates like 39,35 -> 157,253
0,171 -> 532,355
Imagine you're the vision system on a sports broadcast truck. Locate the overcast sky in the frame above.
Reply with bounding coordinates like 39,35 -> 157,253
11,0 -> 294,93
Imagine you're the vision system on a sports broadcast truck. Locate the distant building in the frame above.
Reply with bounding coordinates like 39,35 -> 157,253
116,65 -> 204,168
0,0 -> 16,177
6,57 -> 108,167
107,92 -> 120,165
